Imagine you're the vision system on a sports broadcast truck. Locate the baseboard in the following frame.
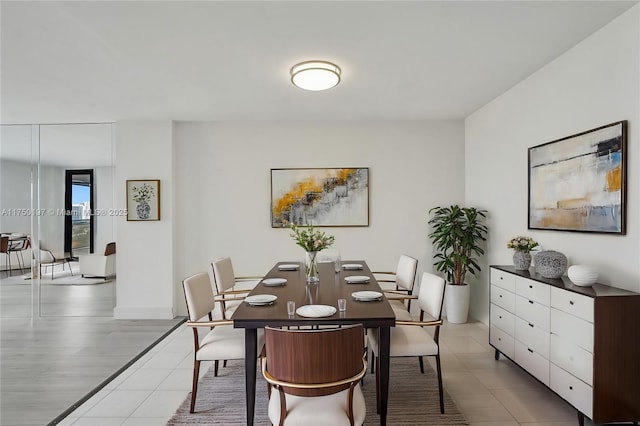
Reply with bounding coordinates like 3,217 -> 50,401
113,305 -> 175,319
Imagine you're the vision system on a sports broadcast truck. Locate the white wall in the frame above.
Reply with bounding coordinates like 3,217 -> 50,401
0,159 -> 31,235
172,120 -> 465,316
465,5 -> 640,323
114,121 -> 174,319
94,166 -> 115,251
38,164 -> 65,255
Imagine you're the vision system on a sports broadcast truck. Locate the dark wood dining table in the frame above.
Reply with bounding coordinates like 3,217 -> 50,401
231,260 -> 396,426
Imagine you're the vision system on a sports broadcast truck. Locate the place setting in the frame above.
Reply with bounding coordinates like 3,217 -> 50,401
261,278 -> 287,287
342,263 -> 363,270
278,263 -> 299,271
244,294 -> 277,306
351,291 -> 383,302
344,275 -> 370,284
294,304 -> 337,318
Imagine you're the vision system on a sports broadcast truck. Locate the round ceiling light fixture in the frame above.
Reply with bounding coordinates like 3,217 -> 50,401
290,60 -> 341,91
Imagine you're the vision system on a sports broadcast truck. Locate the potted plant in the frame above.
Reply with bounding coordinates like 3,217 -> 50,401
428,205 -> 488,323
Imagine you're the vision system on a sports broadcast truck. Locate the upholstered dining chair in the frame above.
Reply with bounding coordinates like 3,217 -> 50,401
372,254 -> 418,321
182,272 -> 264,413
8,234 -> 29,273
0,236 -> 11,274
368,272 -> 446,414
261,324 -> 367,426
211,257 -> 261,319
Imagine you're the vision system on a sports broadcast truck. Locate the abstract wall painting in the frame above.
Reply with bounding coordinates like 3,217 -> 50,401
528,121 -> 627,234
271,168 -> 369,227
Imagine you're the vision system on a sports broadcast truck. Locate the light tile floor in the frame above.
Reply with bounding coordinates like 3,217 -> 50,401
57,321 -> 601,426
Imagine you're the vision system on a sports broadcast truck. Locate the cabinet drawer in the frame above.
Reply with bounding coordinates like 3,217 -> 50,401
515,317 -> 549,359
551,308 -> 593,352
491,285 -> 515,313
551,287 -> 594,323
550,363 -> 593,418
491,268 -> 516,292
490,304 -> 515,336
515,295 -> 550,331
490,325 -> 514,359
515,340 -> 549,386
516,277 -> 550,306
550,334 -> 593,385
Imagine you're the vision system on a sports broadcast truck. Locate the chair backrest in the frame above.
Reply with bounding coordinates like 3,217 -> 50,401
417,272 -> 446,320
395,255 -> 418,292
104,242 -> 116,256
182,272 -> 216,321
0,236 -> 8,253
264,324 -> 365,397
211,257 -> 236,294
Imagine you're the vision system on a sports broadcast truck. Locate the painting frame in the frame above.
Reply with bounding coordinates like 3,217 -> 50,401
271,168 -> 369,228
126,179 -> 161,221
528,121 -> 627,234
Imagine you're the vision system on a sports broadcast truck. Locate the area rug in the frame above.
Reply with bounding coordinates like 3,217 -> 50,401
167,357 -> 468,425
12,267 -> 112,285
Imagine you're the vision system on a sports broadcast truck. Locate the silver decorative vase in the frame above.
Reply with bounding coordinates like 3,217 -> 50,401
534,250 -> 567,278
512,252 -> 532,270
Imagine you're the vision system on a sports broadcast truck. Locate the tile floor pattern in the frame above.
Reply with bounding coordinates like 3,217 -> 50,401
56,321 -> 599,426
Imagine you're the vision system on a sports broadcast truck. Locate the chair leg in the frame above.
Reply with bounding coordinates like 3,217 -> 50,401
418,356 -> 424,374
375,355 -> 380,414
435,354 -> 444,414
214,360 -> 219,377
190,360 -> 201,413
370,349 -> 375,373
223,360 -> 227,368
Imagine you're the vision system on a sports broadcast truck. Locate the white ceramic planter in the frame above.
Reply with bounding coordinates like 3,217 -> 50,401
445,283 -> 470,323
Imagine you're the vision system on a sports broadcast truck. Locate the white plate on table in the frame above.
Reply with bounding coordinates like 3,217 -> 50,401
295,305 -> 337,318
345,275 -> 370,284
278,264 -> 299,271
245,294 -> 277,306
352,291 -> 383,301
342,263 -> 363,270
262,278 -> 287,286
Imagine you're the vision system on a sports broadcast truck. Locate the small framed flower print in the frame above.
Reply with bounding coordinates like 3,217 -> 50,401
126,179 -> 160,221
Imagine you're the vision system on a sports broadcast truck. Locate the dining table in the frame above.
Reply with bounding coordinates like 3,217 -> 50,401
231,260 -> 396,426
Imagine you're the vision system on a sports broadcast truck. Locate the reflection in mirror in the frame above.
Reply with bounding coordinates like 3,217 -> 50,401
0,123 -> 115,318
0,125 -> 34,318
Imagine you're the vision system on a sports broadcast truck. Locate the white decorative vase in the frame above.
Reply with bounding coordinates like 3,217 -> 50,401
445,283 -> 470,324
567,265 -> 599,287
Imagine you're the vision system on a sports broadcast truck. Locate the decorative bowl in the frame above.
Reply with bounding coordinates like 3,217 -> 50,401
567,265 -> 599,287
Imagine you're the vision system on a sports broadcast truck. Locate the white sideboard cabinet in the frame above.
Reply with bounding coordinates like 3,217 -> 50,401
489,266 -> 640,426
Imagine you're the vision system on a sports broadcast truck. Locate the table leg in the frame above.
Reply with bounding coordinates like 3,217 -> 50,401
378,326 -> 390,426
244,328 -> 257,426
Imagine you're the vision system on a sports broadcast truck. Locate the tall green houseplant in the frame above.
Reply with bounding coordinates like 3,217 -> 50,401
428,205 -> 488,285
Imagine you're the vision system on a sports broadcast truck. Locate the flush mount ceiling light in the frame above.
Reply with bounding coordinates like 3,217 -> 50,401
290,60 -> 341,91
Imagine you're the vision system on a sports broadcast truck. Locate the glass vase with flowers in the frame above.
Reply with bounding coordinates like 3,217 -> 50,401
290,223 -> 335,283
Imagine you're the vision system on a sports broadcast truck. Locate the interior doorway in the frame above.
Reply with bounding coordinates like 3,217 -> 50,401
64,169 -> 94,259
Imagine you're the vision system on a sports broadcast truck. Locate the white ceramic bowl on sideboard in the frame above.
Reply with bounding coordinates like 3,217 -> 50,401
567,265 -> 599,287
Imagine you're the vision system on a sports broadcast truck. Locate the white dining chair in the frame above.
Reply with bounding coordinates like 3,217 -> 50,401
372,254 -> 418,321
368,271 -> 446,414
182,272 -> 264,413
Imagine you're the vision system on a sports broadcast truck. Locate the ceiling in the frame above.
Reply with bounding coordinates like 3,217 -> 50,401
1,1 -> 638,124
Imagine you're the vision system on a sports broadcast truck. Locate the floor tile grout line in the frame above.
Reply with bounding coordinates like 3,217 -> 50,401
47,317 -> 187,426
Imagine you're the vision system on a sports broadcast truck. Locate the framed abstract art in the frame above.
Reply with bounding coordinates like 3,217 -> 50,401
271,168 -> 369,227
528,121 -> 627,234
